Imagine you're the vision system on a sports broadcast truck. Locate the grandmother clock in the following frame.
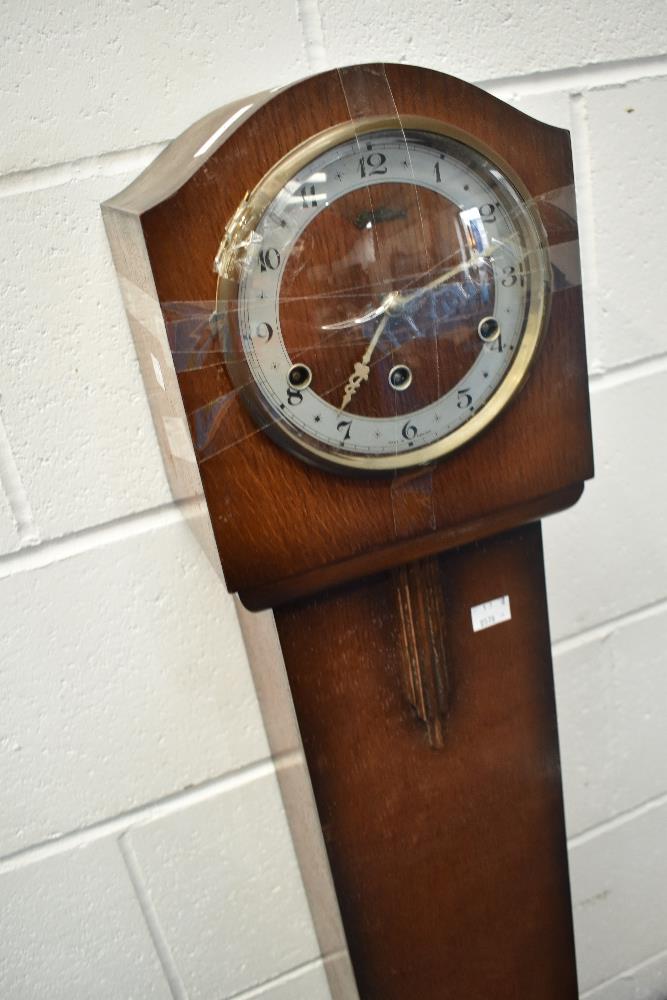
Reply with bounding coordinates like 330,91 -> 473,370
104,63 -> 593,1000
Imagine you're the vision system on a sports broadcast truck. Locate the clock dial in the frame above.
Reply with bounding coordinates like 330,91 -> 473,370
217,117 -> 550,472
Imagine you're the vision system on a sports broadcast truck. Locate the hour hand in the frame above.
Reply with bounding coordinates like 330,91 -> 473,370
339,313 -> 388,411
340,361 -> 371,410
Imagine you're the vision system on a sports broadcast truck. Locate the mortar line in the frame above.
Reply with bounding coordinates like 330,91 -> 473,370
119,834 -> 189,1000
568,789 -> 667,849
0,496 -> 193,580
0,143 -> 165,198
480,52 -> 667,97
589,349 -> 667,392
221,952 -> 346,1000
0,752 -> 302,875
0,410 -> 40,546
580,943 -> 667,997
552,593 -> 667,655
295,0 -> 327,71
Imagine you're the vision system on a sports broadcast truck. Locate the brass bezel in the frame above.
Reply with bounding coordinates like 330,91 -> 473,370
216,115 -> 551,474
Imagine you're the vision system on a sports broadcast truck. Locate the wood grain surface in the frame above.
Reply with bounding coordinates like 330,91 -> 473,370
394,557 -> 450,749
274,523 -> 579,1000
137,62 -> 593,609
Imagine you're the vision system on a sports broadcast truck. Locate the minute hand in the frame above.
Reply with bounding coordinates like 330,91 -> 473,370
394,251 -> 484,308
338,254 -> 483,412
324,252 -> 484,332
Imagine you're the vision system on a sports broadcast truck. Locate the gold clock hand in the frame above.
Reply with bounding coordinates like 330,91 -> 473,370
394,252 -> 485,308
339,314 -> 388,411
337,254 -> 486,411
324,253 -> 485,332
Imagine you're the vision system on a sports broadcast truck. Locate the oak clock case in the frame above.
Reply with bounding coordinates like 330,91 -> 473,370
103,62 -> 593,1000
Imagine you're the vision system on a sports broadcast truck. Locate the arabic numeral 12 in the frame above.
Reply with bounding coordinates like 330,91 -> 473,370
359,152 -> 387,178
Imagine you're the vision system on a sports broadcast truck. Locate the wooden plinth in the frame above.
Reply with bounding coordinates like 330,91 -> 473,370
274,522 -> 578,1000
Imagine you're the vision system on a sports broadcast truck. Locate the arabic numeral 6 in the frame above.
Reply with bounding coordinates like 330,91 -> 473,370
402,421 -> 417,440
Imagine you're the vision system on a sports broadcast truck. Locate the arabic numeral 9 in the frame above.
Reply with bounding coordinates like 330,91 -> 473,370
255,322 -> 273,341
479,203 -> 496,224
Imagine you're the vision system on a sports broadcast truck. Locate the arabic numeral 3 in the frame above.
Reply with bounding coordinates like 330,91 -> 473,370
287,387 -> 303,406
501,264 -> 524,288
457,388 -> 473,409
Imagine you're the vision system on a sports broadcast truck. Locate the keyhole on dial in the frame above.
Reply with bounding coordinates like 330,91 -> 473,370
478,316 -> 500,343
288,363 -> 313,390
389,364 -> 413,391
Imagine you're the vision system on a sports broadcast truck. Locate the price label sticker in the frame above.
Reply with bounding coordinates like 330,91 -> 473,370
471,595 -> 511,633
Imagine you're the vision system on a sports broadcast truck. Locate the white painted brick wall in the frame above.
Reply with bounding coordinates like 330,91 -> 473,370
0,839 -> 171,999
124,768 -> 321,997
1,2 -> 665,996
